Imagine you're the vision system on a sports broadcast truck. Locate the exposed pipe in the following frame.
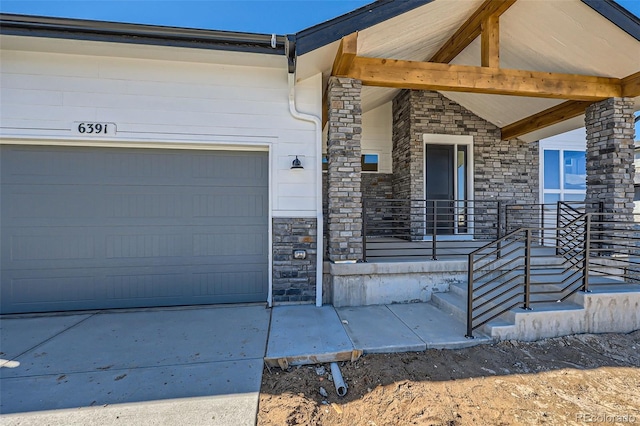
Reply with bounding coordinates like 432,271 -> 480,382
330,362 -> 348,397
287,71 -> 324,307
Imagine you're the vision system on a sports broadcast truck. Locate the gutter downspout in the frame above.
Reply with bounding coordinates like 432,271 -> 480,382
286,35 -> 324,307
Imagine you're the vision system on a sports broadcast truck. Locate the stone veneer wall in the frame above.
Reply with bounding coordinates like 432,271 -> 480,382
362,173 -> 394,237
326,77 -> 363,261
585,97 -> 636,219
392,90 -> 539,235
322,173 -> 393,257
362,173 -> 394,200
392,90 -> 414,200
272,218 -> 316,303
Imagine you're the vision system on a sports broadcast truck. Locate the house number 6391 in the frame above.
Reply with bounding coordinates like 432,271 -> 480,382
73,122 -> 116,135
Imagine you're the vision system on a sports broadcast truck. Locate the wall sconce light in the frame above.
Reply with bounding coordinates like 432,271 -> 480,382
291,156 -> 304,169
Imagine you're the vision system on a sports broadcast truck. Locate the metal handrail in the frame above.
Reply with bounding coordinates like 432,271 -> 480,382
466,210 -> 639,338
362,198 -> 502,262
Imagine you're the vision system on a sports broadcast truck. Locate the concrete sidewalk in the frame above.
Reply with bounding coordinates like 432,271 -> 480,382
265,302 -> 491,369
1,301 -> 488,425
0,305 -> 270,425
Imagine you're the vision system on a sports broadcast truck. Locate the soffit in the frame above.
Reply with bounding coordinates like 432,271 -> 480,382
298,0 -> 640,140
0,34 -> 287,68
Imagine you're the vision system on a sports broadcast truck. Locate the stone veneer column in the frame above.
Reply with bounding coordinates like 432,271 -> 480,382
326,77 -> 363,262
272,218 -> 317,303
585,97 -> 636,220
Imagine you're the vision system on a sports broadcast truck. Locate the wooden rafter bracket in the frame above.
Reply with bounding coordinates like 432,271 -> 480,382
500,100 -> 595,140
480,13 -> 500,68
324,32 -> 358,128
332,32 -> 358,76
622,71 -> 640,97
501,70 -> 640,140
430,0 -> 517,64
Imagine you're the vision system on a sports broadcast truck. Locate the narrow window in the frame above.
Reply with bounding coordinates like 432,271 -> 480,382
361,154 -> 379,172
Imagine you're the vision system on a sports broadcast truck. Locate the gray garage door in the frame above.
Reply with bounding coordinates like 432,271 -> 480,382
1,145 -> 269,314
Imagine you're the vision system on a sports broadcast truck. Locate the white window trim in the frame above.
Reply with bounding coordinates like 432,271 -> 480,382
422,134 -> 474,239
361,152 -> 380,173
539,139 -> 586,204
422,134 -> 474,202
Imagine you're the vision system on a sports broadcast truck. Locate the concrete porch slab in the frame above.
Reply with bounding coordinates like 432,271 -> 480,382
388,302 -> 492,349
265,305 -> 359,368
335,305 -> 426,353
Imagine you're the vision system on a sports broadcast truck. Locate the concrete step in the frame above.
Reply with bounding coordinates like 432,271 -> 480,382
431,290 -> 467,323
443,266 -> 640,341
486,301 -> 586,341
444,275 -> 588,338
435,285 -> 521,338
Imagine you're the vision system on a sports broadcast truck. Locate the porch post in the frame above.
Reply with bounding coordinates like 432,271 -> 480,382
584,97 -> 635,220
584,97 -> 636,260
326,77 -> 363,262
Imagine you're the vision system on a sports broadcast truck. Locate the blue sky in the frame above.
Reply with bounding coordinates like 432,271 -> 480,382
1,1 -> 637,35
0,1 -> 372,34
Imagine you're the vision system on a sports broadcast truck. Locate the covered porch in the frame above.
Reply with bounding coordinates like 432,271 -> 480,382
305,0 -> 639,340
314,0 -> 638,265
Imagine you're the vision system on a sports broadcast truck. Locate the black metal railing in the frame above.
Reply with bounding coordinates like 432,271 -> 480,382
362,198 -> 502,261
587,212 -> 640,286
465,211 -> 639,338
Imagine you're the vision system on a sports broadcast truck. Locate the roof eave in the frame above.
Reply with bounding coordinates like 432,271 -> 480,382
294,0 -> 434,56
0,13 -> 287,55
581,0 -> 640,41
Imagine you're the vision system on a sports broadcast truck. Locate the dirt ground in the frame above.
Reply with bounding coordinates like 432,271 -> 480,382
258,331 -> 640,426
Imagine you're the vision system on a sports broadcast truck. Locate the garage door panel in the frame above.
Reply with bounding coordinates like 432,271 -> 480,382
192,193 -> 267,218
9,233 -> 97,262
4,265 -> 268,309
8,189 -> 100,220
8,275 -> 98,305
1,148 -> 97,183
5,186 -> 267,225
5,227 -> 267,268
192,153 -> 268,180
1,145 -> 269,313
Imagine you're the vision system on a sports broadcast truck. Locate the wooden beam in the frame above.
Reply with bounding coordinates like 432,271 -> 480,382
326,32 -> 358,127
481,14 -> 500,68
430,0 -> 516,64
501,71 -> 640,140
332,32 -> 358,76
622,71 -> 640,97
500,100 -> 594,140
347,56 -> 621,100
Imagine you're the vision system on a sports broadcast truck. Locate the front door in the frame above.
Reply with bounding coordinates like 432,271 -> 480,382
425,144 -> 454,235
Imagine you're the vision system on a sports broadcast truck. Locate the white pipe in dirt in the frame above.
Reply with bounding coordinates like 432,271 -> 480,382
330,362 -> 347,397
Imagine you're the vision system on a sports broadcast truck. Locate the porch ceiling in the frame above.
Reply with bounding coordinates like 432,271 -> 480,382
297,0 -> 640,142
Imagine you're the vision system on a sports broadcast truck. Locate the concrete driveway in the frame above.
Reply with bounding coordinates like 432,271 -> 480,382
0,304 -> 270,425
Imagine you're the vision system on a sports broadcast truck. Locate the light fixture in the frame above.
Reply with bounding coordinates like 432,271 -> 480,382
291,156 -> 304,169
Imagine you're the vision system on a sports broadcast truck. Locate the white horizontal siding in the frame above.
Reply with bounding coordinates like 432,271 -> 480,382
0,48 -> 322,217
